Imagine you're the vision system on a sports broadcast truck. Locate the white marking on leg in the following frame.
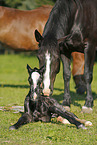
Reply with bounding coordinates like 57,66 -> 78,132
43,51 -> 51,95
82,106 -> 93,114
31,72 -> 40,100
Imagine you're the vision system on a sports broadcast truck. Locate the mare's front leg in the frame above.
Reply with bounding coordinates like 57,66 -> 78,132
61,54 -> 71,110
82,41 -> 96,113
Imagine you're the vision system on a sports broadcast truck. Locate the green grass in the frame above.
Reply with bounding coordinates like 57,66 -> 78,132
0,54 -> 97,145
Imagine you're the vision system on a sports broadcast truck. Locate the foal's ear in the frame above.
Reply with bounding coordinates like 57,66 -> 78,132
27,64 -> 32,74
35,29 -> 43,43
39,65 -> 46,74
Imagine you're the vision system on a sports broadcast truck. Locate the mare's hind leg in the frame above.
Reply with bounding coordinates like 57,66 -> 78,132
61,54 -> 71,110
72,52 -> 86,94
82,42 -> 96,113
9,113 -> 33,130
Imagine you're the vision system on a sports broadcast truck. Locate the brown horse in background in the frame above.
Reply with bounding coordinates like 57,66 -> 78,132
0,5 -> 85,94
0,5 -> 52,51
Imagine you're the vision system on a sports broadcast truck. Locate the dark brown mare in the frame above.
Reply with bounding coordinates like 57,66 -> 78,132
0,5 -> 85,94
35,0 -> 97,113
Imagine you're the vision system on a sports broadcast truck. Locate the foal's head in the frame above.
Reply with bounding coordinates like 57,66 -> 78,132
27,64 -> 45,100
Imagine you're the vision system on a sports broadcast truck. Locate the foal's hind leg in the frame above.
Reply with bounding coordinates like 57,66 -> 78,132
61,54 -> 71,110
82,42 -> 96,113
49,103 -> 86,129
9,113 -> 33,130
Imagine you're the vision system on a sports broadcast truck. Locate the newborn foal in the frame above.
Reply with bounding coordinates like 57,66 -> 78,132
9,65 -> 86,130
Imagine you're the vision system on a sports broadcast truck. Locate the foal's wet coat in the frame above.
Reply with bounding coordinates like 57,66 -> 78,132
9,65 -> 86,130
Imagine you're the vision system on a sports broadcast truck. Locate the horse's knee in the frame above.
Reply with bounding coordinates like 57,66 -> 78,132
64,75 -> 70,82
89,72 -> 93,83
85,72 -> 92,84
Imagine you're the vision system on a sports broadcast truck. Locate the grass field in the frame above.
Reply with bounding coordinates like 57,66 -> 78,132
0,54 -> 97,145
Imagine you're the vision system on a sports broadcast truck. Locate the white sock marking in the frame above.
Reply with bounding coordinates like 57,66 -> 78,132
31,72 -> 40,100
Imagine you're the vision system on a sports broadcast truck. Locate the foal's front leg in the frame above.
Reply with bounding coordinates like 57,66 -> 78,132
61,54 -> 71,110
9,112 -> 33,130
9,95 -> 35,130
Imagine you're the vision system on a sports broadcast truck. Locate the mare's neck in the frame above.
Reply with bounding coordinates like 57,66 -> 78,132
43,0 -> 77,39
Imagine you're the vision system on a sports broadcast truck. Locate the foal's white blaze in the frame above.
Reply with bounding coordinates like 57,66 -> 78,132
43,51 -> 51,96
31,72 -> 40,100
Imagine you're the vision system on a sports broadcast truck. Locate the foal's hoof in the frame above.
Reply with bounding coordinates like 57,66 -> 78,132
63,106 -> 70,111
78,124 -> 87,130
82,106 -> 93,114
9,126 -> 16,130
85,121 -> 93,126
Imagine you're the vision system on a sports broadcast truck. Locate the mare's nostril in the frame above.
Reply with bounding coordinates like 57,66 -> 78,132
43,89 -> 50,96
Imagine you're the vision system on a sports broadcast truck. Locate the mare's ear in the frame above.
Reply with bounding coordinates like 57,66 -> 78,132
35,29 -> 43,43
39,65 -> 46,74
27,64 -> 32,74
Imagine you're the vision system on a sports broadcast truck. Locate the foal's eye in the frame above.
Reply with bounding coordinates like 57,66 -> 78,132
38,78 -> 42,84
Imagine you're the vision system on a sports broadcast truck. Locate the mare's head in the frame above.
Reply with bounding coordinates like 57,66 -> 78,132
35,29 -> 84,96
27,64 -> 45,100
35,30 -> 61,96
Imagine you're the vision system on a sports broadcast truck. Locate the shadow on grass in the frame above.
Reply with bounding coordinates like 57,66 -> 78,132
53,88 -> 97,109
0,84 -> 29,88
0,84 -> 97,108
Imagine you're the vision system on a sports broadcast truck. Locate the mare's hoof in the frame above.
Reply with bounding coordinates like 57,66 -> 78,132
9,126 -> 16,130
82,106 -> 93,114
63,106 -> 70,111
78,124 -> 87,130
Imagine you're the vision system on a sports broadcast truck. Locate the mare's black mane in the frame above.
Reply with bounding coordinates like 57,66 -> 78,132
43,0 -> 78,39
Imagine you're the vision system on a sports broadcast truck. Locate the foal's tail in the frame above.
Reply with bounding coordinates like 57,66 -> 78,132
57,116 -> 93,127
